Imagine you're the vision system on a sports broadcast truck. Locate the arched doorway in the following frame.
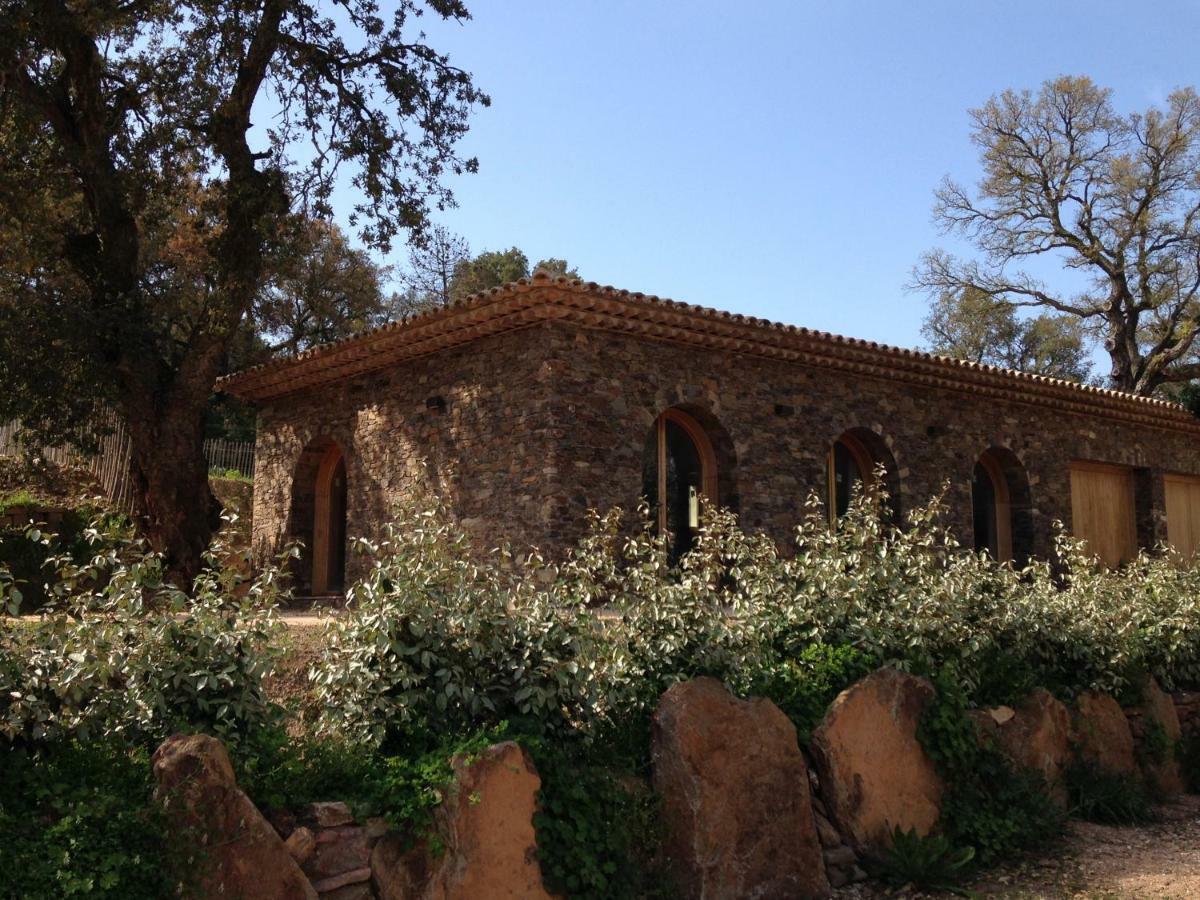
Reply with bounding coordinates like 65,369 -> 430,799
288,438 -> 348,595
312,444 -> 347,594
641,409 -> 718,561
827,428 -> 900,523
972,447 -> 1033,564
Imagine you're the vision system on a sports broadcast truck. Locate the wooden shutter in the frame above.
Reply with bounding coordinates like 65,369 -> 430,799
1069,462 -> 1137,567
1165,474 -> 1200,560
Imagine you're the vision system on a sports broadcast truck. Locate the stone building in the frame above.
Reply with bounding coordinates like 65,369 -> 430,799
219,273 -> 1200,594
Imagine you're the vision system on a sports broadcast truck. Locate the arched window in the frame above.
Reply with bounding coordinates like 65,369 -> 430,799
827,428 -> 898,523
288,438 -> 349,595
641,409 -> 717,560
973,447 -> 1033,565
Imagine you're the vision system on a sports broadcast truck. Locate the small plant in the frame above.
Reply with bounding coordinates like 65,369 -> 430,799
880,825 -> 975,894
529,740 -> 669,900
1066,762 -> 1155,824
749,642 -> 876,740
1140,719 -> 1172,766
919,670 -> 1063,865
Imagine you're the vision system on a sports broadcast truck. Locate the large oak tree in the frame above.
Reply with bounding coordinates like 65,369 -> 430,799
0,0 -> 486,577
913,76 -> 1200,395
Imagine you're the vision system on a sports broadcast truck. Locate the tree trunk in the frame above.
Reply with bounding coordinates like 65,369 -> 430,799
123,387 -> 221,585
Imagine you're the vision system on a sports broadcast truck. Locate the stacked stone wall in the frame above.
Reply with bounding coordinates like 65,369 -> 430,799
252,319 -> 1200,572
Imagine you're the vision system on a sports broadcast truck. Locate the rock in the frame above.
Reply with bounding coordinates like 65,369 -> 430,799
312,867 -> 371,893
319,885 -> 373,900
371,834 -> 429,900
152,733 -> 318,900
813,811 -> 843,849
364,817 -> 391,841
305,801 -> 356,828
304,826 -> 371,881
989,705 -> 1016,725
286,826 -> 317,865
823,846 -> 857,867
987,689 -> 1074,810
1074,691 -> 1137,776
267,807 -> 298,839
1137,678 -> 1186,796
319,884 -> 373,900
371,742 -> 554,900
652,677 -> 830,900
809,668 -> 943,858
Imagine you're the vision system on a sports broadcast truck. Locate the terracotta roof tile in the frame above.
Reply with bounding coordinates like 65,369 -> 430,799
216,273 -> 1200,433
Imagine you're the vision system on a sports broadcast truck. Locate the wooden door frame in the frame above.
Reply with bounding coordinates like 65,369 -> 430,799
653,409 -> 718,534
975,452 -> 1014,563
827,432 -> 876,524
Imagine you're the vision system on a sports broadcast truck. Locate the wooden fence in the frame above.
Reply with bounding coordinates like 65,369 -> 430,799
0,417 -> 255,512
203,437 -> 256,478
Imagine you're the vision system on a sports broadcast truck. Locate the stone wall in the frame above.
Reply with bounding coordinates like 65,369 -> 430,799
542,322 -> 1200,554
252,325 -> 563,585
252,318 -> 1200,576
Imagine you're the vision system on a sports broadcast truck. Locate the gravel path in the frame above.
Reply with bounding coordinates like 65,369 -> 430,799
845,795 -> 1200,899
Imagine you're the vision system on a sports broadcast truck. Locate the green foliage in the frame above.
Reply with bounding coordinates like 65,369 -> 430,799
0,509 -> 126,613
238,724 -> 509,846
313,489 -> 1200,752
0,742 -> 172,899
1065,762 -> 1154,824
310,506 -> 614,746
919,671 -> 1063,868
0,488 -> 36,512
530,742 -> 668,900
922,286 -> 1092,382
0,516 -> 289,749
749,642 -> 877,740
880,825 -> 975,895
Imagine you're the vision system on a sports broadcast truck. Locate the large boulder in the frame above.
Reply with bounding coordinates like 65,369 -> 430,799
1073,691 -> 1137,776
651,677 -> 829,900
979,689 -> 1074,810
152,733 -> 318,900
371,741 -> 554,900
809,668 -> 943,857
1133,678 -> 1186,796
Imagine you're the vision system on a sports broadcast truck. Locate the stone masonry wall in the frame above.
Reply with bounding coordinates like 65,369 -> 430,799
252,319 -> 1200,582
538,322 -> 1200,554
252,325 -> 562,586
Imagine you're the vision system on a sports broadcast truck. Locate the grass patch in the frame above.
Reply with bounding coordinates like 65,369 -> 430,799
0,489 -> 37,514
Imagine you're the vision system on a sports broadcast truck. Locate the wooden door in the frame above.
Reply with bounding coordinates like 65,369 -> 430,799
1165,474 -> 1200,560
1069,462 -> 1137,567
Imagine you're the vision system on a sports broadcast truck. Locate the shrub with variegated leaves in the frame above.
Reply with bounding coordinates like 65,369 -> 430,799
312,484 -> 1200,747
0,516 -> 289,748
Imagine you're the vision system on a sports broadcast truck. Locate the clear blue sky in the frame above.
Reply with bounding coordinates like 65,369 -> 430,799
341,1 -> 1200,350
